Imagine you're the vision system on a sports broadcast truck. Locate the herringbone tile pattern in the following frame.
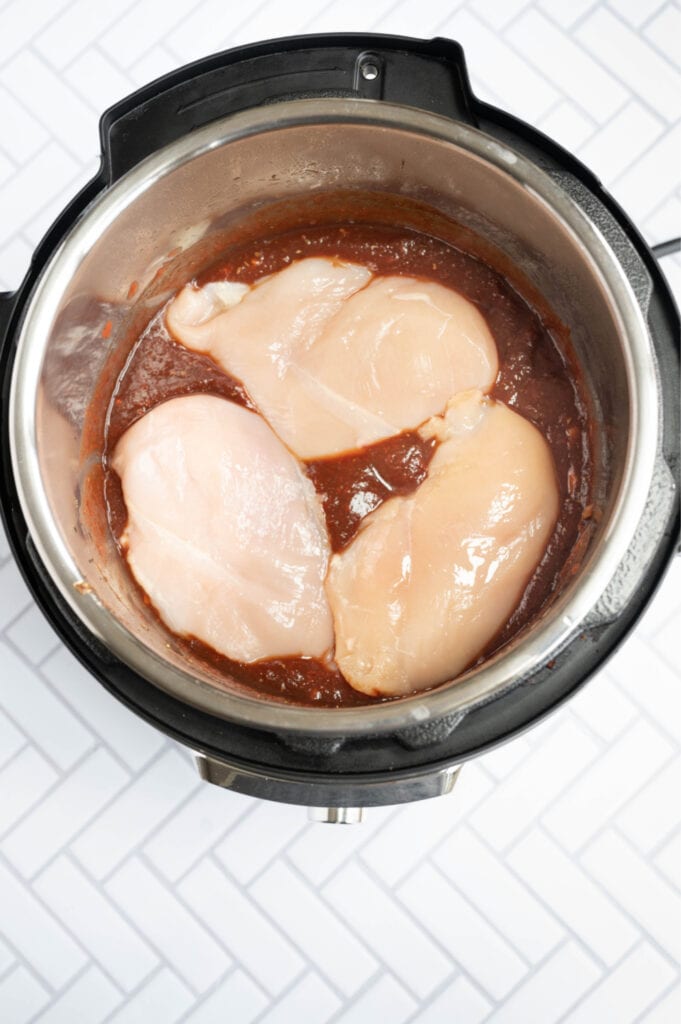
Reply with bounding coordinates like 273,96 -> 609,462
1,1 -> 679,1021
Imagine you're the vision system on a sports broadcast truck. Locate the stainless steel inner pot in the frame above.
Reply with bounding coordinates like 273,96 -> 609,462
9,98 -> 670,740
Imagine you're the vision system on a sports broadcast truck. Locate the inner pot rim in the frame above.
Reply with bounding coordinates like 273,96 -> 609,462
9,98 -> 658,737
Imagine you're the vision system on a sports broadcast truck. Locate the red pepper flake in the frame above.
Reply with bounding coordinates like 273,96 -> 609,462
127,281 -> 138,299
546,659 -> 556,670
101,320 -> 113,339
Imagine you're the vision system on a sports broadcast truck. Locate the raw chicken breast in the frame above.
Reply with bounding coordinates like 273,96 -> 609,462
112,394 -> 333,662
167,258 -> 498,459
326,391 -> 559,696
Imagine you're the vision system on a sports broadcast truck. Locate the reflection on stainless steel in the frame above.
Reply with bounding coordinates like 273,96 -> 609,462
308,808 -> 365,825
195,751 -> 461,808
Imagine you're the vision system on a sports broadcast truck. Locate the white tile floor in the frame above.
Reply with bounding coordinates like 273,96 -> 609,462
0,1 -> 680,1021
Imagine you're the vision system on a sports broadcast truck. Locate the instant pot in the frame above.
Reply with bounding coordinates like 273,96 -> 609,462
1,35 -> 678,817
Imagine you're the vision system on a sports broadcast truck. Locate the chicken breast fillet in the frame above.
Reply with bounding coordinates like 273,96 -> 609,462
112,394 -> 333,662
325,391 -> 560,696
166,258 -> 498,459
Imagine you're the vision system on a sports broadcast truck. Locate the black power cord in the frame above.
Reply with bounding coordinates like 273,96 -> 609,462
652,237 -> 681,258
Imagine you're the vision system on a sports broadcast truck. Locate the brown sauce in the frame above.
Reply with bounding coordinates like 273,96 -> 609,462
306,433 -> 437,553
101,222 -> 593,708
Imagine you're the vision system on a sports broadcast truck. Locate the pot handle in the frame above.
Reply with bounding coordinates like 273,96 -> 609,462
100,34 -> 478,182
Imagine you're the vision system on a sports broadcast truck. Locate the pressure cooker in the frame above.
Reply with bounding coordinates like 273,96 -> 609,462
1,34 -> 678,817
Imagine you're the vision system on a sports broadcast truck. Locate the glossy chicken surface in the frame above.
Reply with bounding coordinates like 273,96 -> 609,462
112,394 -> 333,662
325,391 -> 560,696
166,258 -> 498,459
